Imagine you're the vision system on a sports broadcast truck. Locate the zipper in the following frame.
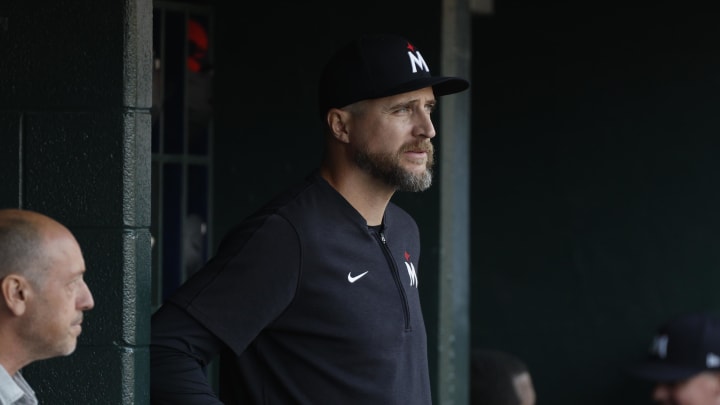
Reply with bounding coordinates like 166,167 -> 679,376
376,230 -> 411,331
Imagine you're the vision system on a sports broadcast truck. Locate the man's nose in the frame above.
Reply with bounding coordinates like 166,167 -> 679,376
79,281 -> 95,310
413,110 -> 436,139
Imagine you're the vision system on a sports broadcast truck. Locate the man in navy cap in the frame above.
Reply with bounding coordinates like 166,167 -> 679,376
630,312 -> 720,405
151,34 -> 469,404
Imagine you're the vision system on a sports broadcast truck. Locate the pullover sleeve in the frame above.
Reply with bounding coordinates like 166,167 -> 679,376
150,213 -> 302,403
151,302 -> 225,404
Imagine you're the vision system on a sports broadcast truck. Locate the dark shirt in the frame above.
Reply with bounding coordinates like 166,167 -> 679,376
151,171 -> 431,404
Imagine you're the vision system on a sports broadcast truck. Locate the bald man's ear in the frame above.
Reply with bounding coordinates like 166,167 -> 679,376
2,275 -> 30,316
326,108 -> 351,144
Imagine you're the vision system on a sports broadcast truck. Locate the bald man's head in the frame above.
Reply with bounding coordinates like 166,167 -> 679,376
0,209 -> 94,371
0,209 -> 75,285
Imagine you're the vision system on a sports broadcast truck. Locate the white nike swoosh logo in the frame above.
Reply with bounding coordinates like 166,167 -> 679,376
347,271 -> 369,283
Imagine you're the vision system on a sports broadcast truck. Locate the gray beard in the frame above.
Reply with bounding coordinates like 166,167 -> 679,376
354,148 -> 433,192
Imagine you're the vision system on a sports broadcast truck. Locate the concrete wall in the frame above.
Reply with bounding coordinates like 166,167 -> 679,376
471,3 -> 720,404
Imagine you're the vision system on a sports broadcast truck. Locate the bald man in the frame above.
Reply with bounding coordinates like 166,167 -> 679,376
0,209 -> 95,405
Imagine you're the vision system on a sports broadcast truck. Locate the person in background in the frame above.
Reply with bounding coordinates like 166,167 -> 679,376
0,209 -> 95,405
629,312 -> 720,405
471,348 -> 537,405
150,33 -> 469,404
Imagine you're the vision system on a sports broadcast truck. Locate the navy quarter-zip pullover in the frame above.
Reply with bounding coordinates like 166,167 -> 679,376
151,171 -> 431,404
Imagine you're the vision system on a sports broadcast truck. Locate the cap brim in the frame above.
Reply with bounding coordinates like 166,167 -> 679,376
628,362 -> 705,383
318,75 -> 470,120
379,76 -> 470,100
431,77 -> 471,96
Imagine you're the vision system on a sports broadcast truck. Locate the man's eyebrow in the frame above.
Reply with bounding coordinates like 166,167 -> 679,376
389,98 -> 421,108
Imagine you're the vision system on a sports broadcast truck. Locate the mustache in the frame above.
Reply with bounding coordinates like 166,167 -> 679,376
401,142 -> 433,154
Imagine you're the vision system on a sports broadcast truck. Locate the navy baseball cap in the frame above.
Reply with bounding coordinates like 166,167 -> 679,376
318,33 -> 470,120
629,312 -> 720,382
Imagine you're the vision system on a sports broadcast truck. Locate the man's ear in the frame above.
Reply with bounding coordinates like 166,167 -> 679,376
1,275 -> 30,316
327,108 -> 351,144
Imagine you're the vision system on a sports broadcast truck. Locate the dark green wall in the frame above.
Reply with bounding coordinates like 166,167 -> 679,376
471,3 -> 720,404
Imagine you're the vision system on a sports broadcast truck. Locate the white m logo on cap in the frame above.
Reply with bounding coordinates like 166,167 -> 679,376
707,353 -> 720,368
651,335 -> 669,358
407,51 -> 430,73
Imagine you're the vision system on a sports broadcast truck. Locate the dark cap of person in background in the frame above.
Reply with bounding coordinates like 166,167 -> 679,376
317,33 -> 470,120
630,312 -> 720,382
